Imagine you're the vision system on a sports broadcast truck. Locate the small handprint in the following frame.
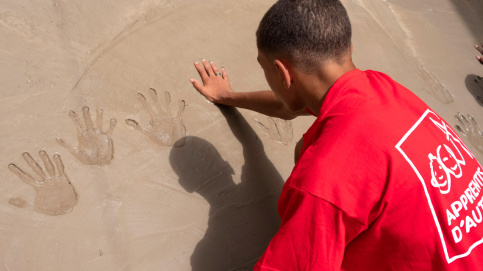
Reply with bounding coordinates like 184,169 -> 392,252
126,88 -> 186,147
455,113 -> 483,154
254,116 -> 293,145
57,106 -> 117,165
8,151 -> 77,216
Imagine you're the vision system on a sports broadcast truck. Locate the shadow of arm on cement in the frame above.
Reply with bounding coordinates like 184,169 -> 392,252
217,105 -> 285,195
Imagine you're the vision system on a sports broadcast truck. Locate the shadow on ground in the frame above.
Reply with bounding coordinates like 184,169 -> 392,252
170,106 -> 284,270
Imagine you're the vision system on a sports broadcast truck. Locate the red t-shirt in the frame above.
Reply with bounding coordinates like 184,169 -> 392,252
254,69 -> 483,270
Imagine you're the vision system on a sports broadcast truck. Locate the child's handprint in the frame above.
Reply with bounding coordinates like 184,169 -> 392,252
57,106 -> 117,165
455,113 -> 483,154
254,116 -> 293,145
126,88 -> 186,147
8,151 -> 77,216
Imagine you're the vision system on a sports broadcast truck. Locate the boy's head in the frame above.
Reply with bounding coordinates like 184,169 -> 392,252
256,0 -> 352,73
170,136 -> 234,194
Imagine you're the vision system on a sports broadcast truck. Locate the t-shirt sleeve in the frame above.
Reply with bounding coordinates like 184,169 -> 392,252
254,187 -> 367,271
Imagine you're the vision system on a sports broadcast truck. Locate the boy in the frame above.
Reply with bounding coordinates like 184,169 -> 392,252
191,0 -> 483,270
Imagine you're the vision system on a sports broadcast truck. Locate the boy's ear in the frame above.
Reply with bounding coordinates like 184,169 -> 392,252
274,59 -> 292,89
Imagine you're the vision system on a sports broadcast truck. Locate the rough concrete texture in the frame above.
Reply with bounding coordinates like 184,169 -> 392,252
1,0 -> 482,270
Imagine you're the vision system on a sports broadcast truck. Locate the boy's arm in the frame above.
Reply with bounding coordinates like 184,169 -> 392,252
254,187 -> 365,270
190,60 -> 309,120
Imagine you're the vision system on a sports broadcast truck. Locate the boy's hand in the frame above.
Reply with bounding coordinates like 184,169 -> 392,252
190,60 -> 232,103
476,45 -> 483,65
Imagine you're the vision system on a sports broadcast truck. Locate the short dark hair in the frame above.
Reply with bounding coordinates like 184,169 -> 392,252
256,0 -> 352,72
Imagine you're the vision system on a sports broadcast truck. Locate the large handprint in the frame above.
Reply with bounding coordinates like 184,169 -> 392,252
126,88 -> 186,147
57,106 -> 117,165
417,65 -> 453,104
8,151 -> 77,216
254,116 -> 293,145
455,113 -> 483,154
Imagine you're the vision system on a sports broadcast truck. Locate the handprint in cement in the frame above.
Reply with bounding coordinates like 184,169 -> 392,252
455,113 -> 483,154
57,106 -> 117,165
8,151 -> 77,216
417,65 -> 454,104
126,88 -> 186,147
254,116 -> 293,145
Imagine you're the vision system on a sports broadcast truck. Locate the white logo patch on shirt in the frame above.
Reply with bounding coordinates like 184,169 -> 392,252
396,109 -> 483,263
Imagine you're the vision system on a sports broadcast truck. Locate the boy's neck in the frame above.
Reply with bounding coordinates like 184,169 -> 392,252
296,58 -> 356,116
